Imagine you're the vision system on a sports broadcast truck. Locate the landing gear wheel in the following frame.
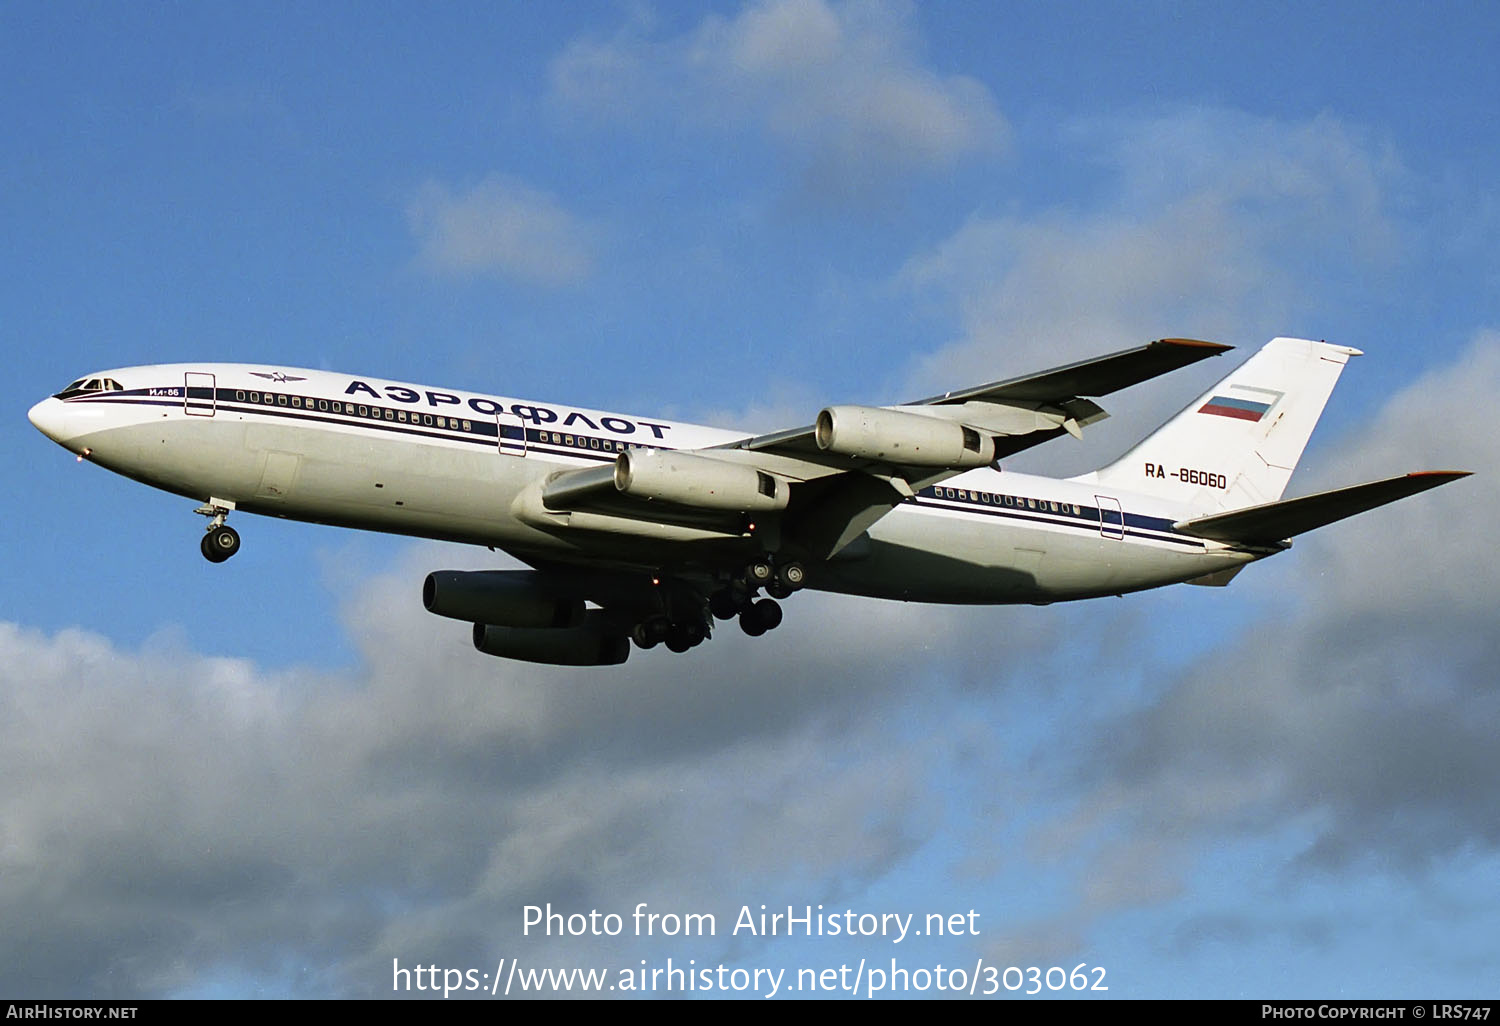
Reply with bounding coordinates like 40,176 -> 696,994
709,589 -> 742,620
631,623 -> 659,650
744,560 -> 774,587
739,598 -> 783,637
202,524 -> 240,563
776,561 -> 806,591
666,626 -> 693,653
766,578 -> 792,600
753,597 -> 783,631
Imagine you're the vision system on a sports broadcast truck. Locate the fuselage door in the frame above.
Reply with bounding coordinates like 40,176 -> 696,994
1095,494 -> 1124,540
497,411 -> 527,456
184,372 -> 216,417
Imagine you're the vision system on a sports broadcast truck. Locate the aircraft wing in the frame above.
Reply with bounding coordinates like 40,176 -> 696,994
732,337 -> 1231,463
536,338 -> 1231,559
721,338 -> 1231,556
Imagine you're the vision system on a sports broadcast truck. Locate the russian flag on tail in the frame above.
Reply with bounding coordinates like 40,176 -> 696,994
1198,386 -> 1282,422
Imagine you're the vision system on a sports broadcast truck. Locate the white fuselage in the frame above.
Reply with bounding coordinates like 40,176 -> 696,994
28,363 -> 1257,603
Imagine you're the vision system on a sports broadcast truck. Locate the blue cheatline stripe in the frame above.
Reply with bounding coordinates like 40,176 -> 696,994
65,389 -> 638,464
915,490 -> 1205,550
68,388 -> 1205,547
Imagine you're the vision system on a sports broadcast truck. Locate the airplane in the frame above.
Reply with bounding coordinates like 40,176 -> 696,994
28,336 -> 1468,666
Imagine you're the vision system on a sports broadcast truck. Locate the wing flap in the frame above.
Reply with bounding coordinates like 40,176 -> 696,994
1174,471 -> 1471,545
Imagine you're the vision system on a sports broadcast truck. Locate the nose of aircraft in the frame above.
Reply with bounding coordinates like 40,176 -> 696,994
28,397 -> 70,443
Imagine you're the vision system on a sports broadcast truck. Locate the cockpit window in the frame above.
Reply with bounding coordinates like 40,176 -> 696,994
54,376 -> 121,399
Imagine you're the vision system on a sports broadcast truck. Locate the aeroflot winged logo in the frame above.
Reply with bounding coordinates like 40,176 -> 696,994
1198,385 -> 1284,422
250,371 -> 308,383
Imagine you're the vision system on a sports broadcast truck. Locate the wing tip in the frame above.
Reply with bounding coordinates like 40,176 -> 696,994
1154,337 -> 1234,359
1407,470 -> 1473,481
1156,337 -> 1233,351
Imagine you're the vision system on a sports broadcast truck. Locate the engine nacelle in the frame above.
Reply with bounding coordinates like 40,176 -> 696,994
815,405 -> 995,467
424,570 -> 584,628
614,449 -> 788,512
473,614 -> 630,667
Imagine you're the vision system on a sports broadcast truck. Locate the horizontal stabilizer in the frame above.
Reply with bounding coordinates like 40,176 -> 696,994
1175,471 -> 1471,545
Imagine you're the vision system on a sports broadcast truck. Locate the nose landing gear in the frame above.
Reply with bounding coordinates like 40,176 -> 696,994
194,500 -> 240,563
200,524 -> 241,563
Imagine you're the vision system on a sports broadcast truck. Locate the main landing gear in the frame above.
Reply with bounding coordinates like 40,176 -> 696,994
628,555 -> 808,655
630,617 -> 710,654
712,556 -> 805,638
194,502 -> 240,563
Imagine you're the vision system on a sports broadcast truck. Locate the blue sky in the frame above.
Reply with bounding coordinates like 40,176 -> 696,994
4,1 -> 1498,999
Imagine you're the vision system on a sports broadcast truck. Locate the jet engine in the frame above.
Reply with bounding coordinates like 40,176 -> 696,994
815,405 -> 995,467
424,570 -> 584,628
473,612 -> 630,666
613,449 -> 787,512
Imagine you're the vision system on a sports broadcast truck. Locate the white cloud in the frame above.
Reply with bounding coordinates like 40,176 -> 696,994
549,0 -> 1007,198
1043,330 -> 1499,932
1309,330 -> 1499,618
406,176 -> 596,286
895,108 -> 1405,474
1,539 -> 1048,995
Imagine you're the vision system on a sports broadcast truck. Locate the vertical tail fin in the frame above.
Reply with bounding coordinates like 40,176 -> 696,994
1083,337 -> 1362,513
